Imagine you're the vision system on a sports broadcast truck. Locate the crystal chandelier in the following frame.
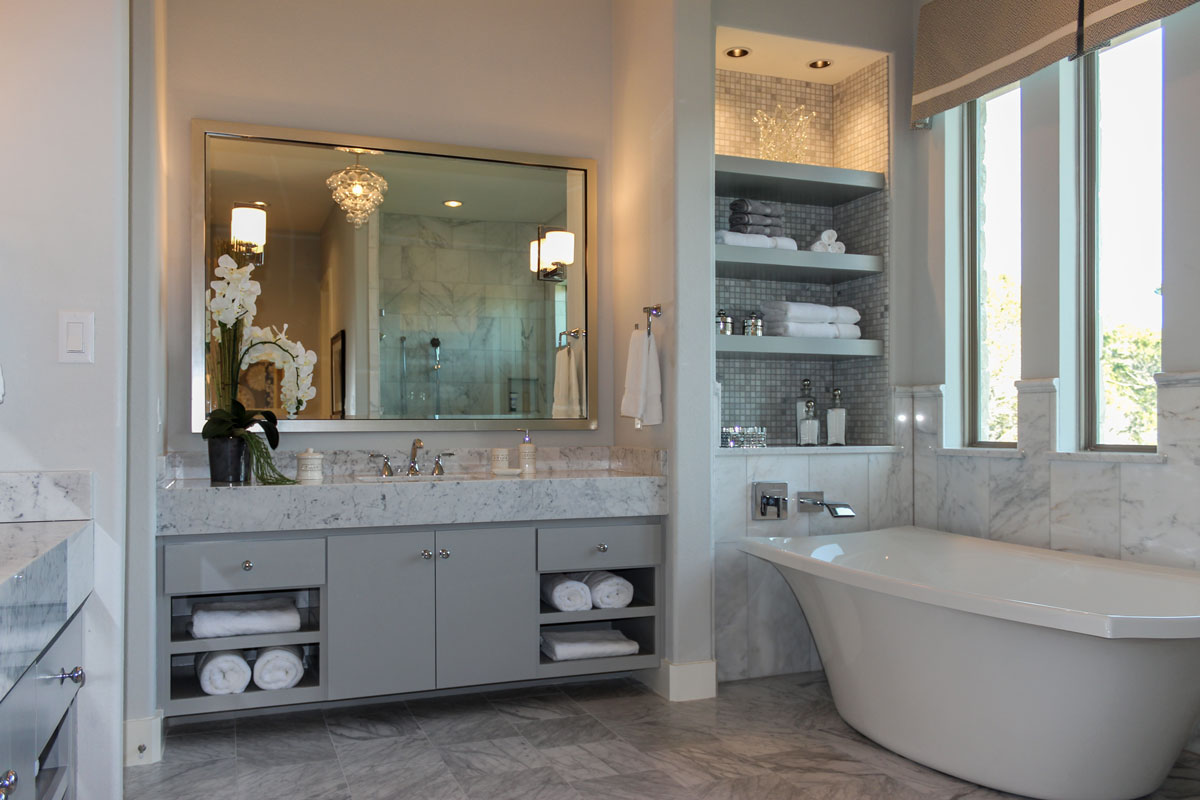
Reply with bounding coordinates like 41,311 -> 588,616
327,147 -> 388,228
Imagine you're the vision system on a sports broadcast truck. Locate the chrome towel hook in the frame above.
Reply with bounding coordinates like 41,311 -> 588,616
642,304 -> 662,336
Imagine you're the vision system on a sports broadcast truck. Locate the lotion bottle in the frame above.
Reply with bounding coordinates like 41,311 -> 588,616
518,429 -> 536,475
827,388 -> 847,446
795,378 -> 816,445
799,400 -> 820,446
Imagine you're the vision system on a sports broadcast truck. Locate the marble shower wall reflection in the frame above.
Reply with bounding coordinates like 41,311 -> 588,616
713,390 -> 913,682
375,213 -> 556,418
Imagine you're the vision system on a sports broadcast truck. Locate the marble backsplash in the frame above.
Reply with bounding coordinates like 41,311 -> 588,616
0,471 -> 92,523
160,446 -> 667,483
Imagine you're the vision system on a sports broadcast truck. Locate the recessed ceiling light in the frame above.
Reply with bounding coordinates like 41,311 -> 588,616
809,59 -> 833,69
443,200 -> 463,208
724,46 -> 751,58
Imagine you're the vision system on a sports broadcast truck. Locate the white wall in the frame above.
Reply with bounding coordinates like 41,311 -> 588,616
0,1 -> 129,795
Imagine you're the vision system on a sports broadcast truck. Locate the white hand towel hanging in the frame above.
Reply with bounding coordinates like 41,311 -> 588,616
552,345 -> 581,418
620,328 -> 662,428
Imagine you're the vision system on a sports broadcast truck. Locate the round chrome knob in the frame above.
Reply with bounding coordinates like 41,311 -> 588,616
242,560 -> 254,571
420,549 -> 433,560
52,666 -> 85,686
438,548 -> 451,559
596,543 -> 609,552
0,770 -> 18,794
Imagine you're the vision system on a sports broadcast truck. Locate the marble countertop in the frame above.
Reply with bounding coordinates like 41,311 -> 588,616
158,470 -> 669,535
0,519 -> 94,701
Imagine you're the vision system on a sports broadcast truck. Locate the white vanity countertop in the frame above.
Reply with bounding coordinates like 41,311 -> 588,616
0,519 -> 94,701
158,470 -> 669,535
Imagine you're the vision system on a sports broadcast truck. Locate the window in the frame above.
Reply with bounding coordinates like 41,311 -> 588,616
1084,27 -> 1163,449
966,86 -> 1022,445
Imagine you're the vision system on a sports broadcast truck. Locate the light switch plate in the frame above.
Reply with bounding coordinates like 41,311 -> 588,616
58,311 -> 95,363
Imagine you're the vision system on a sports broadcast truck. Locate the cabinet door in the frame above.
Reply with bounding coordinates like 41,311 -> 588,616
327,531 -> 436,700
435,527 -> 536,688
0,669 -> 36,800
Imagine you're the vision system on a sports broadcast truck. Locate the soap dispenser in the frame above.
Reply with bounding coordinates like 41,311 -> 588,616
827,388 -> 847,446
518,429 -> 537,475
799,400 -> 820,446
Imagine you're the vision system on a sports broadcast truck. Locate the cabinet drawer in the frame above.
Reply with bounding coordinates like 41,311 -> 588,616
163,538 -> 325,594
537,524 -> 661,571
35,611 -> 83,749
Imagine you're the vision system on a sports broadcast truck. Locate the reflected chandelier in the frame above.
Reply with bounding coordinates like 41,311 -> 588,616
327,147 -> 388,228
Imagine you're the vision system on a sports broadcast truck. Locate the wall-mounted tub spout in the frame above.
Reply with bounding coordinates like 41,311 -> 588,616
796,493 -> 856,518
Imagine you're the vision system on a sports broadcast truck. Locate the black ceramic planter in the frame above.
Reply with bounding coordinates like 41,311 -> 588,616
208,436 -> 250,485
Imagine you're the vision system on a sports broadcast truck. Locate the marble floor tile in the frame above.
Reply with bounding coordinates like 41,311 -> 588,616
569,768 -> 695,800
124,757 -> 236,800
644,741 -> 773,787
335,737 -> 465,800
516,714 -> 617,749
540,739 -> 659,782
161,730 -> 235,764
458,766 -> 581,800
324,702 -> 424,743
235,710 -> 336,767
410,697 -> 521,745
233,758 -> 350,800
490,691 -> 586,722
609,718 -> 722,750
439,735 -> 549,780
693,772 -> 813,799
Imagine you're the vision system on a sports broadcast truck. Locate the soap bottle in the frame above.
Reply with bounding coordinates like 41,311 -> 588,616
827,388 -> 847,446
799,400 -> 820,446
518,429 -> 536,475
795,378 -> 816,444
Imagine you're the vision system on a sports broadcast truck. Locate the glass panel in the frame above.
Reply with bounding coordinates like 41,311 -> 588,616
1095,28 -> 1162,446
975,87 -> 1022,443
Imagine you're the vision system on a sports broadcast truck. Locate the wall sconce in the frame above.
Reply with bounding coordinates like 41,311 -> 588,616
230,201 -> 267,266
528,227 -> 574,283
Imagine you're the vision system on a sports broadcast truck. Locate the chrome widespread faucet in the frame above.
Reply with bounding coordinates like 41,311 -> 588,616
407,438 -> 424,476
369,453 -> 394,477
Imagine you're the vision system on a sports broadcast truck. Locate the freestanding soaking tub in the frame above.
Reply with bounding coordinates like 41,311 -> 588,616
739,526 -> 1200,800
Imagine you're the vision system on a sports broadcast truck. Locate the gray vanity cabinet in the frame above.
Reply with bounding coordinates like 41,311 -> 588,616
0,672 -> 35,800
434,526 -> 536,688
326,530 -> 436,700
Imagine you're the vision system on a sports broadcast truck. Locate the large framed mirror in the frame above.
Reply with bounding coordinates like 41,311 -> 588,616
191,120 -> 598,432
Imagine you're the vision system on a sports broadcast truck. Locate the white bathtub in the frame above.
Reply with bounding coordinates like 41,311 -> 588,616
739,526 -> 1200,800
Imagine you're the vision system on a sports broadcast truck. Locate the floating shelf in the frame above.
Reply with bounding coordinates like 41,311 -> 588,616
716,336 -> 883,360
715,155 -> 885,206
538,602 -> 657,624
715,244 -> 881,284
536,652 -> 659,679
169,607 -> 321,654
167,665 -> 324,714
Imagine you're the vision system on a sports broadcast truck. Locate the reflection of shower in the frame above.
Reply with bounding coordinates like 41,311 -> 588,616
399,336 -> 408,416
430,337 -> 442,419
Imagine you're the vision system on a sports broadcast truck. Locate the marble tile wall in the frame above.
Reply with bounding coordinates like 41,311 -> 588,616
712,391 -> 913,682
0,471 -> 92,523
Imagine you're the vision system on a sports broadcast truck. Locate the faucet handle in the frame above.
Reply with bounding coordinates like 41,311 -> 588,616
432,452 -> 455,476
369,453 -> 394,477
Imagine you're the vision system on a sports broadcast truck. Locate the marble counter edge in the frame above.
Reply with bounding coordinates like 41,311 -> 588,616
0,471 -> 93,524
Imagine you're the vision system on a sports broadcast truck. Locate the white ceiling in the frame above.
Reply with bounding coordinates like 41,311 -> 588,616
715,26 -> 886,84
208,136 -> 575,235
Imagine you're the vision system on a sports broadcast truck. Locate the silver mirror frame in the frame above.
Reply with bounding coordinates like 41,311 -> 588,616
190,119 -> 599,433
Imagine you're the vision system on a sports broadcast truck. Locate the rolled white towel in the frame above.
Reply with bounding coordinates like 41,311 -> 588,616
195,650 -> 251,695
820,229 -> 838,244
771,237 -> 798,250
833,323 -> 862,339
809,240 -> 830,252
190,597 -> 302,639
764,321 -> 838,339
831,306 -> 861,324
568,570 -> 635,609
540,630 -> 640,661
253,645 -> 305,691
829,241 -> 846,254
762,301 -> 836,323
716,230 -> 774,248
541,574 -> 592,612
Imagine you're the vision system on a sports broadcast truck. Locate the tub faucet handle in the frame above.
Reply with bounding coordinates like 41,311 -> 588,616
752,482 -> 789,520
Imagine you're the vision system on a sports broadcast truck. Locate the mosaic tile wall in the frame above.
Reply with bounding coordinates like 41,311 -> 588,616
715,69 -> 834,165
714,57 -> 892,446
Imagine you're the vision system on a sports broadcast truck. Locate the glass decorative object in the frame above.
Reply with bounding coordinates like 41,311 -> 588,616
752,104 -> 817,163
327,148 -> 388,228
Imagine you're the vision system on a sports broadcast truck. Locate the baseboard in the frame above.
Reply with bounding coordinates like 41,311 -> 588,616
124,711 -> 164,766
634,658 -> 717,702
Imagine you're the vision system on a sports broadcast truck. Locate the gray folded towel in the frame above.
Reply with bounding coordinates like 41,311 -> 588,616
730,198 -> 778,216
728,212 -> 781,226
730,224 -> 785,236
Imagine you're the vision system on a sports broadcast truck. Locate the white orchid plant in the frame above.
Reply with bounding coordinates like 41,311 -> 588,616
203,254 -> 317,484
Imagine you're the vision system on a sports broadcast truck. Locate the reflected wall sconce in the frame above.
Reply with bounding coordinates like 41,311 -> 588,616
327,147 -> 388,229
230,201 -> 268,266
528,226 -> 574,283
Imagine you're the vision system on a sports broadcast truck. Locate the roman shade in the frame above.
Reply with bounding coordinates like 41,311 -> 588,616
912,0 -> 1199,123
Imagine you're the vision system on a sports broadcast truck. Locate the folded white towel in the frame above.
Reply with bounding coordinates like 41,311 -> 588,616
829,241 -> 846,254
190,597 -> 301,639
820,229 -> 838,245
809,241 -> 830,252
620,329 -> 662,428
716,230 -> 773,248
761,302 -> 861,325
195,650 -> 251,695
833,323 -> 862,339
540,630 -> 640,661
764,321 -> 838,339
253,645 -> 305,691
541,574 -> 592,612
771,237 -> 798,250
730,198 -> 778,216
552,346 -> 581,419
830,306 -> 860,324
568,570 -> 635,609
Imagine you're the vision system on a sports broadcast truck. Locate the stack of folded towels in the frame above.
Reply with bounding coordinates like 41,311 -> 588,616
761,301 -> 861,339
540,571 -> 635,611
718,198 -> 798,250
810,229 -> 847,254
540,630 -> 640,662
194,646 -> 306,695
